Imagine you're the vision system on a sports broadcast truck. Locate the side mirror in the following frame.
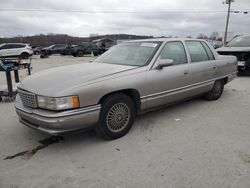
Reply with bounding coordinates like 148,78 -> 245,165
155,59 -> 174,69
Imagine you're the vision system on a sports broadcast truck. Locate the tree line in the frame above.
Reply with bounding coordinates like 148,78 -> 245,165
0,34 -> 153,47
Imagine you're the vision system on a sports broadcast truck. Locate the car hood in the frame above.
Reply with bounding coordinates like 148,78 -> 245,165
216,46 -> 250,52
18,62 -> 136,96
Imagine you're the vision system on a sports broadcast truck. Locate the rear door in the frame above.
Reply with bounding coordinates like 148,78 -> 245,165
185,41 -> 217,92
11,44 -> 26,56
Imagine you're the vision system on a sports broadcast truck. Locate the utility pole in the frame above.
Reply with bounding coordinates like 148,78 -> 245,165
223,0 -> 234,45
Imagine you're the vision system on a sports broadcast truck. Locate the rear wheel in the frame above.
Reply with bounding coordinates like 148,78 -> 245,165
78,51 -> 84,57
20,52 -> 29,59
95,93 -> 136,139
205,80 -> 224,100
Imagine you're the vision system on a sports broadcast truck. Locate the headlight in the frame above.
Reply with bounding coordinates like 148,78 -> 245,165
37,95 -> 79,110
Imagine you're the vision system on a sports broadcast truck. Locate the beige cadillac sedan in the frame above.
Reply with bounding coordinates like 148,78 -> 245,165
15,38 -> 237,139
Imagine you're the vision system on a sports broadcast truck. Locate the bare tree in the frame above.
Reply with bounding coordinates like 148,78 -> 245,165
197,33 -> 208,39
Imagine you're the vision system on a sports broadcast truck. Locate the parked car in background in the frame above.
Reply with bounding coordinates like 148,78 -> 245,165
15,38 -> 237,139
41,44 -> 67,55
0,43 -> 33,59
60,45 -> 77,55
207,40 -> 223,49
217,35 -> 250,72
32,46 -> 43,55
93,38 -> 115,50
71,42 -> 106,57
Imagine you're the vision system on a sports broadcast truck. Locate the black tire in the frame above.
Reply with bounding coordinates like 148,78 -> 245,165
205,80 -> 224,100
78,51 -> 84,57
47,50 -> 52,55
20,52 -> 29,59
0,96 -> 2,102
95,93 -> 136,140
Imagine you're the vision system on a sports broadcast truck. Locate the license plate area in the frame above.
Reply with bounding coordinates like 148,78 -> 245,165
238,61 -> 245,66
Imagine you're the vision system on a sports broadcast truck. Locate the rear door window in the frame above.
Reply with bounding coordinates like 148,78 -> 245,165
201,42 -> 214,60
186,41 -> 209,62
4,44 -> 15,49
12,44 -> 25,48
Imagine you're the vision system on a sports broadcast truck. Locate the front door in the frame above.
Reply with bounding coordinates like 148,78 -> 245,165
145,41 -> 192,109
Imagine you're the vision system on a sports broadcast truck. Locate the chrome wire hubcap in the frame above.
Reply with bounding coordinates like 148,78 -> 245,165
106,103 -> 130,132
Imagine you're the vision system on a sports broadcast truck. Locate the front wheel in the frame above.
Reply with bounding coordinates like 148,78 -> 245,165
95,93 -> 136,140
205,80 -> 224,100
78,51 -> 84,57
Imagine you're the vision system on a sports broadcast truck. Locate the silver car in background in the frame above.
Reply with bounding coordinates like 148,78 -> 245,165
15,38 -> 237,139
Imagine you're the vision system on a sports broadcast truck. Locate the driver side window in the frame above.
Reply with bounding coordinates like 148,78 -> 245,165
159,41 -> 188,65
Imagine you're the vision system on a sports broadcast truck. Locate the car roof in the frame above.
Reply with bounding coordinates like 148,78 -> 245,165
127,38 -> 207,43
0,43 -> 28,45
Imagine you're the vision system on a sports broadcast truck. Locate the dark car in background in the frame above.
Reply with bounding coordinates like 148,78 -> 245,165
217,35 -> 250,72
207,40 -> 223,49
32,46 -> 43,55
41,44 -> 67,55
60,45 -> 77,55
71,42 -> 106,57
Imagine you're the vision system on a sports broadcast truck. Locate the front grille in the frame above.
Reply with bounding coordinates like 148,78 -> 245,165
18,89 -> 37,108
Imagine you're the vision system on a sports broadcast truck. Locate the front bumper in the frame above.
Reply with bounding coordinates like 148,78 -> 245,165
15,95 -> 101,135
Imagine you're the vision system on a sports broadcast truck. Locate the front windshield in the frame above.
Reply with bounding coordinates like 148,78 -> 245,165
94,42 -> 161,66
226,36 -> 250,47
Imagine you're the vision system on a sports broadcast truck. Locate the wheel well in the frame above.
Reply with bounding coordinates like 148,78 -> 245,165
223,77 -> 228,84
99,89 -> 141,114
21,52 -> 29,55
20,52 -> 30,59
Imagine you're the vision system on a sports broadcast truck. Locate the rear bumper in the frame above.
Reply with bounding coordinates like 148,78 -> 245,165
227,72 -> 237,83
15,95 -> 101,135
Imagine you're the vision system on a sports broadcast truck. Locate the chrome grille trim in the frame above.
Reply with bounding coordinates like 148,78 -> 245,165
18,89 -> 37,108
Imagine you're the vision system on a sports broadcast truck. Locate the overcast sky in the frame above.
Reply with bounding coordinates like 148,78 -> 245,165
0,0 -> 250,38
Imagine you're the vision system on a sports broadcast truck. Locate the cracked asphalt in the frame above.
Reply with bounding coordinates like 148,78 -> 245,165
0,55 -> 250,188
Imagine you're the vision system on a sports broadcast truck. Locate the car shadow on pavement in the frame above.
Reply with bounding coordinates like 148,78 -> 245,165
238,71 -> 250,76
